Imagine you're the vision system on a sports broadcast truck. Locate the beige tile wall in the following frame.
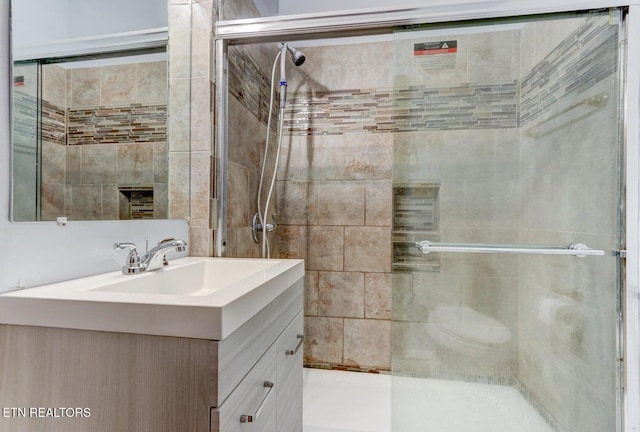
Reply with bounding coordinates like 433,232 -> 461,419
277,34 -> 522,372
40,66 -> 67,220
168,0 -> 215,255
276,58 -> 394,368
175,0 -> 280,258
39,61 -> 169,221
67,62 -> 167,109
221,0 -> 280,259
224,96 -> 270,258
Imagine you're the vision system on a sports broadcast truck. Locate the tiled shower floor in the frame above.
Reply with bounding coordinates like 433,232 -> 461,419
302,368 -> 555,432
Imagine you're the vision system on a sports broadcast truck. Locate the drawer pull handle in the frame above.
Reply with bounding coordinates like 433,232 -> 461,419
240,381 -> 274,423
285,334 -> 304,356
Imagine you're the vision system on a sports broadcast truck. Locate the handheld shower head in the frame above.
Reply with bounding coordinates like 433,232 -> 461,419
287,46 -> 306,66
278,43 -> 306,67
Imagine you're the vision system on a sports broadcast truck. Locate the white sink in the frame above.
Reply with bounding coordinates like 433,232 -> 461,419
0,257 -> 304,340
92,259 -> 280,296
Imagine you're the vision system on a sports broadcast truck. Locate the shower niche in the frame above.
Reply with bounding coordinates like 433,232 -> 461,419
392,183 -> 440,273
118,187 -> 155,219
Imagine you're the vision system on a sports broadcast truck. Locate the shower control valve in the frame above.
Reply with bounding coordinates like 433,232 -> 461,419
252,212 -> 277,243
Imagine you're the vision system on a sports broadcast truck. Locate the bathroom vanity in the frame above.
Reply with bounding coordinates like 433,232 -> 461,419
0,258 -> 304,432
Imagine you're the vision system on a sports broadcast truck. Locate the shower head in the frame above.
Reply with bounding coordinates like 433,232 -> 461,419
279,43 -> 306,67
287,46 -> 306,66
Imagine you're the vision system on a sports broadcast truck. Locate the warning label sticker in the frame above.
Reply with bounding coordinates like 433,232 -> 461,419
414,40 -> 458,56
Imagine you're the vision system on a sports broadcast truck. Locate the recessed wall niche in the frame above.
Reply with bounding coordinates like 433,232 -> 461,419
118,187 -> 155,219
392,183 -> 441,272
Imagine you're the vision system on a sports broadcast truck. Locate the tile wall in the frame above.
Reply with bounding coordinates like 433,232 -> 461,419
168,0 -> 215,256
39,62 -> 168,221
39,63 -> 68,221
177,0 -> 279,258
275,27 -> 523,372
275,131 -> 394,371
220,0 -> 281,258
276,42 -> 396,371
225,45 -> 278,258
216,3 -> 392,370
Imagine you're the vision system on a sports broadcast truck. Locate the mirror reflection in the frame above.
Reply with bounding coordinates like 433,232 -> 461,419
11,0 -> 171,222
13,55 -> 168,221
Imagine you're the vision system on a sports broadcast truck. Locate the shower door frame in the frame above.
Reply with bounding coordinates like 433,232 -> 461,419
213,2 -> 640,431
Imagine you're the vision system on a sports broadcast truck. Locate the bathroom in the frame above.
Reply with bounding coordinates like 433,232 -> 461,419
1,0 -> 640,432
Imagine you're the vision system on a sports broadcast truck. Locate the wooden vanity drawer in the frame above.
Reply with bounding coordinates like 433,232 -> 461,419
210,278 -> 303,408
210,343 -> 277,432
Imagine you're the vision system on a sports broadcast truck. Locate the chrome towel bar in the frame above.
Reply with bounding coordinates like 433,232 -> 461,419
415,241 -> 605,257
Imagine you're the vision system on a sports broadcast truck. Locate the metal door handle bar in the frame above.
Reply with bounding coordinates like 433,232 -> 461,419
240,381 -> 275,423
286,334 -> 304,356
415,241 -> 605,257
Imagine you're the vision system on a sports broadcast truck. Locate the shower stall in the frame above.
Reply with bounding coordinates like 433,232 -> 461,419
215,2 -> 640,432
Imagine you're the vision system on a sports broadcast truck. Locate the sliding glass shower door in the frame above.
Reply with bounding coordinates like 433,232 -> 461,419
391,9 -> 624,432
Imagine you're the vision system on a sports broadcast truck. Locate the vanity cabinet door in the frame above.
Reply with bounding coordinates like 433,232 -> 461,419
276,311 -> 304,432
210,345 -> 277,432
211,278 -> 303,408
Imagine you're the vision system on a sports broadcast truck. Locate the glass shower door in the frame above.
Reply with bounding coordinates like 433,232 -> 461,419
391,10 -> 623,432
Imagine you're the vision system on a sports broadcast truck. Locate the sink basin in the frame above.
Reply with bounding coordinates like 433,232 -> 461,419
0,257 -> 304,340
92,259 -> 280,296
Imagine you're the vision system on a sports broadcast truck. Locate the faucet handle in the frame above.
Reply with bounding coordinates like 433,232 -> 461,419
114,242 -> 138,253
158,238 -> 188,252
114,243 -> 142,273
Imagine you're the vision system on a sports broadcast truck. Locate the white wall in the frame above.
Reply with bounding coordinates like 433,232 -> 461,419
0,1 -> 188,293
12,0 -> 167,60
12,0 -> 166,43
11,0 -> 67,48
66,0 -> 167,38
253,0 -> 279,16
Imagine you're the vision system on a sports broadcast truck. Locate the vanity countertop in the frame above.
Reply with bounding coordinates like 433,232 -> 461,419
0,257 -> 304,340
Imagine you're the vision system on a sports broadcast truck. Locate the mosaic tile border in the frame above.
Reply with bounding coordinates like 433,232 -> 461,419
228,20 -> 615,136
42,100 -> 66,145
229,46 -> 276,126
520,17 -> 618,126
274,18 -> 614,136
284,82 -> 518,136
67,103 -> 166,145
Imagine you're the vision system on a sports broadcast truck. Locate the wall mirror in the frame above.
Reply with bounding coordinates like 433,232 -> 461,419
11,0 -> 179,222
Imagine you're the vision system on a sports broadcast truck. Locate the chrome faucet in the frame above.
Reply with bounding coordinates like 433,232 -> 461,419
114,238 -> 188,274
